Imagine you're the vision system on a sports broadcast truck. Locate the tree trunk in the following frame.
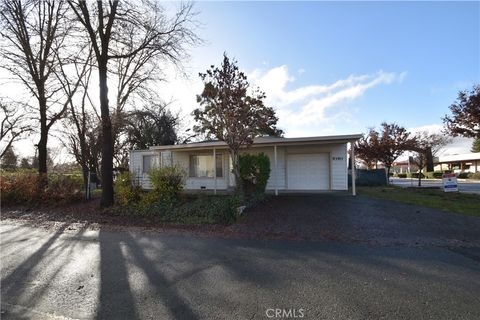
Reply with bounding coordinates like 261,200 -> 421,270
230,149 -> 242,196
98,61 -> 114,207
386,167 -> 390,185
81,163 -> 89,195
37,93 -> 48,174
37,92 -> 48,189
418,169 -> 422,187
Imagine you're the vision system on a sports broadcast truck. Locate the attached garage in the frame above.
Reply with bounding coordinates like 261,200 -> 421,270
287,153 -> 330,190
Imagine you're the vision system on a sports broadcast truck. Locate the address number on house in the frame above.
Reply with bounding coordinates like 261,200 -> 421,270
332,157 -> 344,161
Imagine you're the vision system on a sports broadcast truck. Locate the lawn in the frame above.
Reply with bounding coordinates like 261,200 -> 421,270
358,186 -> 480,217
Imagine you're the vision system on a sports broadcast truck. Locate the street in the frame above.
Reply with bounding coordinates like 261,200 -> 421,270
1,220 -> 480,320
391,178 -> 480,194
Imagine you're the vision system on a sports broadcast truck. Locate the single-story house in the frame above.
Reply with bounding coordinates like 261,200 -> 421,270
434,152 -> 480,173
129,134 -> 362,195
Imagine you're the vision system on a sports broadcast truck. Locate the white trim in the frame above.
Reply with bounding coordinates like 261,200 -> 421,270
274,145 -> 278,196
351,143 -> 356,196
148,134 -> 363,151
213,148 -> 217,195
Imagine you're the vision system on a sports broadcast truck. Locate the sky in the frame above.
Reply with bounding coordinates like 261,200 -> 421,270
157,1 -> 480,156
4,1 -> 480,159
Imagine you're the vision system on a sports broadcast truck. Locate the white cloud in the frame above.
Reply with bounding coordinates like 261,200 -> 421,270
248,66 -> 407,136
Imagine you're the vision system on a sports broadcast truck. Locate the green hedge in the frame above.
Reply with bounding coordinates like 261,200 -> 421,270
396,173 -> 407,178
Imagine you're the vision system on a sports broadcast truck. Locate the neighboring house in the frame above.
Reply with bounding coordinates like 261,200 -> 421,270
434,152 -> 480,173
129,134 -> 362,195
392,159 -> 418,174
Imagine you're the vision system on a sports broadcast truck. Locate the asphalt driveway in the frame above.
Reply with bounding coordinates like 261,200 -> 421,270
1,220 -> 480,320
232,194 -> 480,246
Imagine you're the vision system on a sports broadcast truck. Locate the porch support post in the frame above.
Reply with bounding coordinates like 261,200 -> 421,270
351,142 -> 356,196
274,145 -> 278,196
213,148 -> 217,195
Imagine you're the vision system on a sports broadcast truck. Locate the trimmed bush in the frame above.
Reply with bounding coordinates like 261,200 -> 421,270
148,165 -> 186,203
396,173 -> 407,178
457,172 -> 469,179
115,172 -> 141,207
424,171 -> 444,179
407,172 -> 425,179
239,153 -> 270,195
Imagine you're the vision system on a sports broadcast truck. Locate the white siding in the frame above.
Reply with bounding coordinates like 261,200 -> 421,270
130,142 -> 348,191
129,150 -> 160,189
330,144 -> 348,190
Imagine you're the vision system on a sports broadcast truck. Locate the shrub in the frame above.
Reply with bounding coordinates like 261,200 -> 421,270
114,195 -> 242,225
148,165 -> 186,203
396,173 -> 407,178
173,195 -> 242,224
457,172 -> 469,179
42,173 -> 83,203
407,172 -> 425,179
0,170 -> 83,205
239,153 -> 270,195
468,172 -> 480,180
115,171 -> 141,207
424,171 -> 444,179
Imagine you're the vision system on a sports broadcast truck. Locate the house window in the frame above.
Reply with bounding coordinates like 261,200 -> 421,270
189,154 -> 223,178
143,155 -> 152,173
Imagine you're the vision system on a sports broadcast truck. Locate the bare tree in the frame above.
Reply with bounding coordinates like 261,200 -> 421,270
57,46 -> 99,189
0,101 -> 31,159
411,132 -> 450,186
68,0 -> 199,207
1,0 -> 72,180
194,54 -> 282,193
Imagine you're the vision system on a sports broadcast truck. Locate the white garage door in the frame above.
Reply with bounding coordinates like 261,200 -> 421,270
287,153 -> 330,190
